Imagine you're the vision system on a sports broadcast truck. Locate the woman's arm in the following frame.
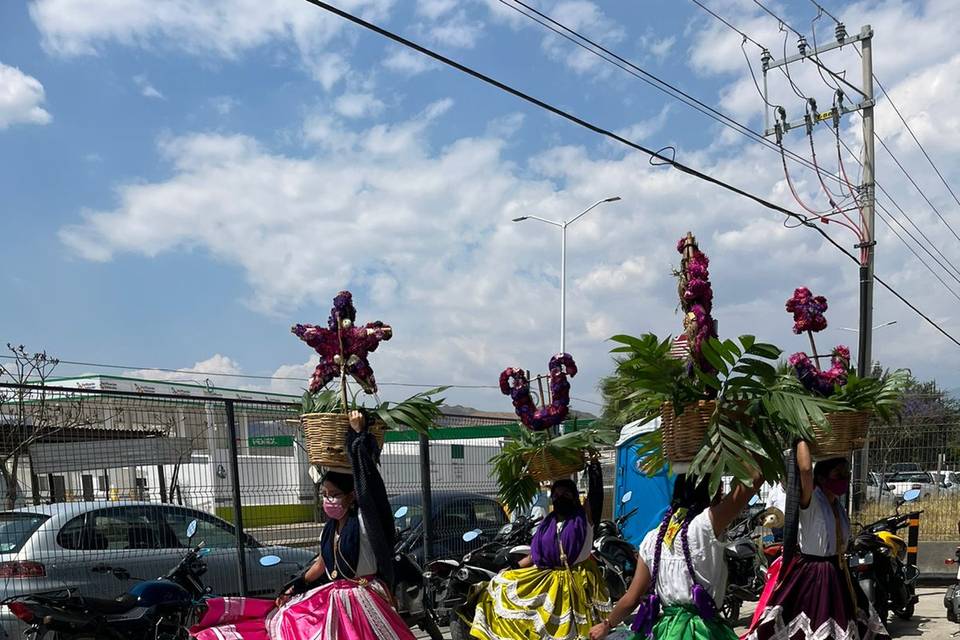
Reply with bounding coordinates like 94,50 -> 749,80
588,557 -> 652,639
517,554 -> 533,569
347,410 -> 396,587
586,459 -> 603,526
797,440 -> 814,509
276,556 -> 326,606
708,472 -> 764,537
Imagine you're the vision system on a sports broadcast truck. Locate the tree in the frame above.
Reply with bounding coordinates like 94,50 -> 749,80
867,364 -> 960,488
0,345 -> 110,509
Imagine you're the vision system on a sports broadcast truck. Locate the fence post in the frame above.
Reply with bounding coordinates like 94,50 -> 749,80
419,432 -> 433,563
906,510 -> 920,568
224,400 -> 248,596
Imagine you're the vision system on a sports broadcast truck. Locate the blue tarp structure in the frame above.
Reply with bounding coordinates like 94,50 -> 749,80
613,417 -> 675,547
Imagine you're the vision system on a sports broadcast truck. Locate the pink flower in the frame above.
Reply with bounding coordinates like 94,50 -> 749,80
785,287 -> 828,334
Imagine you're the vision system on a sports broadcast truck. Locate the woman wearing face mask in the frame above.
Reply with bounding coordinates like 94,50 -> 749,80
190,410 -> 414,640
469,459 -> 610,640
742,441 -> 888,640
587,471 -> 761,640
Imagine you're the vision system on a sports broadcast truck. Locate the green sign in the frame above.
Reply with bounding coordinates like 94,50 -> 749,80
248,435 -> 294,448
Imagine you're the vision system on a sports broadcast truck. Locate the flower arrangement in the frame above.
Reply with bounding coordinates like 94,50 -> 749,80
600,233 -> 839,493
783,287 -> 907,422
293,291 -> 446,453
499,353 -> 577,431
676,233 -> 718,374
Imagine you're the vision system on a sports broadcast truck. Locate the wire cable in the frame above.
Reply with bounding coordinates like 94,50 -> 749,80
300,0 -> 960,349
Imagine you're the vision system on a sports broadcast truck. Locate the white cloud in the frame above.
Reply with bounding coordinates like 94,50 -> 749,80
133,74 -> 164,99
648,35 -> 675,62
536,1 -> 625,74
429,11 -> 482,48
210,96 -> 238,115
28,0 -> 395,88
124,354 -> 244,384
417,0 -> 456,20
334,92 -> 385,119
0,62 -> 52,129
382,48 -> 436,75
616,105 -> 671,143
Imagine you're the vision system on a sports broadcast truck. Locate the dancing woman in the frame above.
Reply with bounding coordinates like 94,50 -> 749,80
742,441 -> 888,640
589,472 -> 761,640
470,459 -> 611,640
191,410 -> 414,640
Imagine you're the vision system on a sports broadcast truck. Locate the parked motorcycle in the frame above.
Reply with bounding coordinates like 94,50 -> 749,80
392,506 -> 444,640
944,519 -> 960,625
593,491 -> 640,602
849,487 -> 921,624
427,514 -> 539,640
5,520 -> 211,640
722,495 -> 782,624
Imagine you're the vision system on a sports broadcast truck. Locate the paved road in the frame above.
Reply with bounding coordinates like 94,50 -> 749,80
413,586 -> 957,638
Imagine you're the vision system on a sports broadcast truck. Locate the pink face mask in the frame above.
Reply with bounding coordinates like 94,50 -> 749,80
323,497 -> 349,520
823,478 -> 849,497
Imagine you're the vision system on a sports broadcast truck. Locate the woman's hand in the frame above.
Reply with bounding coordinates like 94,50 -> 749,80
348,410 -> 365,433
275,586 -> 294,608
588,621 -> 610,640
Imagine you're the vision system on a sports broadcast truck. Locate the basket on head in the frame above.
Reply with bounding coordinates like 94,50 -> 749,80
301,412 -> 386,469
810,411 -> 871,457
524,449 -> 585,483
660,400 -> 714,464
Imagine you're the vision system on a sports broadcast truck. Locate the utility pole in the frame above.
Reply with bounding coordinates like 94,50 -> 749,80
858,25 -> 876,380
762,23 -> 876,511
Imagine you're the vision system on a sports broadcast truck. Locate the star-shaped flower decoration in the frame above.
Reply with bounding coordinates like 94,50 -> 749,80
292,291 -> 392,394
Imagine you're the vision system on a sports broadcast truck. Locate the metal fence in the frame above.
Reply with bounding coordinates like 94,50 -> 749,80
0,381 -> 531,604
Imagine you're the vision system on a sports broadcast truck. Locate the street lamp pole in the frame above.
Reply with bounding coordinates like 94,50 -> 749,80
513,196 -> 621,354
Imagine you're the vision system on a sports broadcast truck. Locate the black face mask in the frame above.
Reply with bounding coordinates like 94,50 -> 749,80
552,496 -> 579,518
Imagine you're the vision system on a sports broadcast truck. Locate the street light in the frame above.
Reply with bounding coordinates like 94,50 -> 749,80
839,320 -> 897,332
512,196 -> 621,353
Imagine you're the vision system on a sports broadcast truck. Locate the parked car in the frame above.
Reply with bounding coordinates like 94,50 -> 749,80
929,470 -> 960,489
0,501 -> 315,639
889,463 -> 922,474
885,472 -> 951,499
389,491 -> 508,562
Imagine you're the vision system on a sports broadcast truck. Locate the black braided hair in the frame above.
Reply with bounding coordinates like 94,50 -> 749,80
781,448 -> 801,570
671,473 -> 712,516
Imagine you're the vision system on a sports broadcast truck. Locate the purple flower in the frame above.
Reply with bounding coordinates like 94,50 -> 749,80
786,287 -> 828,334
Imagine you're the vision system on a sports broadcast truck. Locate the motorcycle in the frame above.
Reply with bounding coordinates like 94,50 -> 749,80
944,519 -> 960,625
593,491 -> 640,602
849,487 -> 921,624
722,495 -> 782,624
427,515 -> 539,640
5,520 -> 211,640
391,506 -> 444,640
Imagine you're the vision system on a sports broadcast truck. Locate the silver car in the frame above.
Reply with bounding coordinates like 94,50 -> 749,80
0,502 -> 315,638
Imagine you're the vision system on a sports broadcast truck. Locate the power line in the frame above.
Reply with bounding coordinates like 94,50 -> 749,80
689,0 -> 765,49
753,0 -> 803,37
299,0 -> 960,349
807,0 -> 842,25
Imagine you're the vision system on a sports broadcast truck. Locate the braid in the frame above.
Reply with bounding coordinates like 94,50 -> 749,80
680,511 -> 697,579
681,510 -> 719,620
650,506 -> 674,590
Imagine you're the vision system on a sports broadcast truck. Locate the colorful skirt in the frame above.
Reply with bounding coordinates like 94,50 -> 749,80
625,605 -> 738,640
741,555 -> 889,640
469,558 -> 612,640
190,577 -> 416,640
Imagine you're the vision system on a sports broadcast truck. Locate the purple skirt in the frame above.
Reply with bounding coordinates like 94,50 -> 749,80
742,554 -> 888,640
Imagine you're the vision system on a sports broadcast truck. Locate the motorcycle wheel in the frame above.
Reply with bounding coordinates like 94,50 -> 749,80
722,598 -> 742,625
895,602 -> 915,621
449,610 -> 472,640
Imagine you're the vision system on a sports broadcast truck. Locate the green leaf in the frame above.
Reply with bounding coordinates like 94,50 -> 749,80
699,339 -> 729,376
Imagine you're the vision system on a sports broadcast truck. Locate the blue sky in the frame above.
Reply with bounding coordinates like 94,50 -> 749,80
3,0 -> 960,410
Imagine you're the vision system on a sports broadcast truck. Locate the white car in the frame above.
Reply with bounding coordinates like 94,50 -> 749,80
0,501 -> 314,638
884,471 -> 952,499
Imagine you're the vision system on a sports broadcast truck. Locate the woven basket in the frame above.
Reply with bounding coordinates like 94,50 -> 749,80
811,411 -> 871,457
301,412 -> 386,469
524,449 -> 585,483
660,400 -> 715,464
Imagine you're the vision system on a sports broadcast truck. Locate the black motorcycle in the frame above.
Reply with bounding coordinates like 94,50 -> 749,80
593,491 -> 640,602
944,519 -> 960,625
392,506 -> 444,640
849,488 -> 921,624
427,515 -> 539,640
5,520 -> 211,640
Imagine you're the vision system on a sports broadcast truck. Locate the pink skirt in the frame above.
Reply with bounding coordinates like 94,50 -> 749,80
191,577 -> 416,640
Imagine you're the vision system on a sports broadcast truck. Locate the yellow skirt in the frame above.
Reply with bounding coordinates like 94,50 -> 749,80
470,558 -> 612,640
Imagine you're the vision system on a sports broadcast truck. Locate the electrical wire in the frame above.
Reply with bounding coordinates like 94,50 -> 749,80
806,0 -> 842,25
299,0 -> 960,349
500,0 -> 859,194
